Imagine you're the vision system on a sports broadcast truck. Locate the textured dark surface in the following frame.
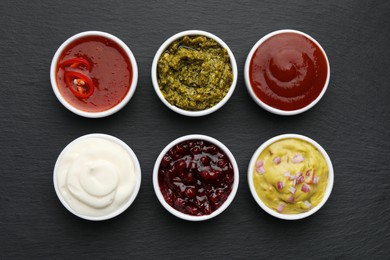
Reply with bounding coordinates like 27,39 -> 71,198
0,0 -> 389,259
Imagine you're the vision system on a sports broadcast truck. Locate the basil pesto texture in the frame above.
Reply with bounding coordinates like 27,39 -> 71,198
157,35 -> 233,111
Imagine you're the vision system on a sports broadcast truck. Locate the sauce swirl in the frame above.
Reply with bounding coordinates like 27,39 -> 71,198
249,32 -> 328,111
55,137 -> 136,217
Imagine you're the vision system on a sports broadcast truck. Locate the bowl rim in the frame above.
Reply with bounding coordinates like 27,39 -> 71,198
247,133 -> 334,220
50,31 -> 138,118
53,133 -> 142,221
151,30 -> 238,117
244,29 -> 330,116
153,134 -> 240,221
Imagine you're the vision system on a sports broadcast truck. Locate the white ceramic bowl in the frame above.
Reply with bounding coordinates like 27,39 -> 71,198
244,29 -> 330,115
248,134 -> 334,220
151,30 -> 238,117
50,31 -> 138,118
153,134 -> 239,221
53,133 -> 142,221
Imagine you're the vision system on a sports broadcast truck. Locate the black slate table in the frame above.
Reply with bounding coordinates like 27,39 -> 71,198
1,0 -> 389,259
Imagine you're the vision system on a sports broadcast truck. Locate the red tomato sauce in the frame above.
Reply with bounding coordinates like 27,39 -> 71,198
249,33 -> 328,111
56,36 -> 132,112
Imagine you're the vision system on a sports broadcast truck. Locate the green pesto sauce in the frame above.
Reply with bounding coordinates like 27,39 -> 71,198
157,35 -> 233,111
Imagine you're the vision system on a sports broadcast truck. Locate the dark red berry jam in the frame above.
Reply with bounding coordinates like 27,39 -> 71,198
158,139 -> 234,216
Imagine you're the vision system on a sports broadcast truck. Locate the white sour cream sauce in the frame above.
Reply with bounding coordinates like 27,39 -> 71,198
56,137 -> 136,217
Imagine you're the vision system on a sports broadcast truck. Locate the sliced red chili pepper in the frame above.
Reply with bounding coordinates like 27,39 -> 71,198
64,71 -> 94,99
59,57 -> 91,71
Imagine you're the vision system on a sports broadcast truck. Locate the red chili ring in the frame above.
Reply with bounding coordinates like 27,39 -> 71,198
59,57 -> 91,71
64,71 -> 94,99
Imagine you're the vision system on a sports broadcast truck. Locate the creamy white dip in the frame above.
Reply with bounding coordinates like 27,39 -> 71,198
55,137 -> 136,217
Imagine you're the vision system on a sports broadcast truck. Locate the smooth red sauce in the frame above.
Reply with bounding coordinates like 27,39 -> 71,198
56,36 -> 132,112
249,33 -> 328,111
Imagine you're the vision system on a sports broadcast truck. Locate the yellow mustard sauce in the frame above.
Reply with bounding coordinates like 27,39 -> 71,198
253,138 -> 328,214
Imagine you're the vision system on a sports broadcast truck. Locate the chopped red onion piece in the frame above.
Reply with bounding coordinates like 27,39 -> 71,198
277,181 -> 284,189
289,186 -> 296,194
296,175 -> 305,184
301,183 -> 310,193
289,175 -> 296,180
277,203 -> 285,213
303,200 -> 312,208
293,179 -> 297,187
284,171 -> 291,177
292,154 -> 304,164
256,166 -> 265,174
306,170 -> 311,177
288,195 -> 295,203
313,176 -> 319,184
256,160 -> 264,167
273,156 -> 281,165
